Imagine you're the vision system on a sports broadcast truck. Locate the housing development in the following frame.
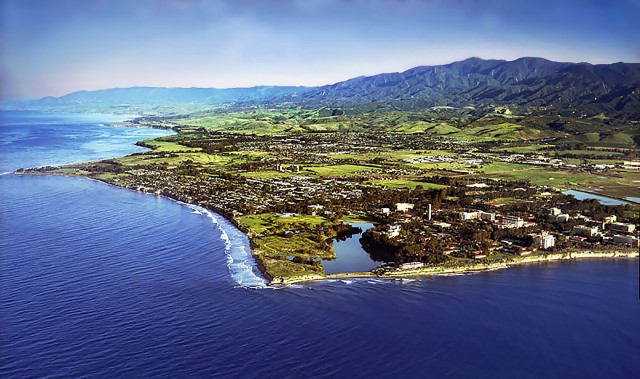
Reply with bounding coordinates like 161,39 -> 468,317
25,109 -> 640,283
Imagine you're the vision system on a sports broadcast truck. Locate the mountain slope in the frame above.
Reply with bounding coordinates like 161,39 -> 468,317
5,57 -> 639,119
298,57 -> 640,119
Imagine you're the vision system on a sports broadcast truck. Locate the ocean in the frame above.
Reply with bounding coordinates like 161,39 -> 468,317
1,111 -> 639,378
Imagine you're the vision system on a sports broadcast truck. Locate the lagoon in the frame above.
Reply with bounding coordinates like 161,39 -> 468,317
563,189 -> 629,206
322,222 -> 382,274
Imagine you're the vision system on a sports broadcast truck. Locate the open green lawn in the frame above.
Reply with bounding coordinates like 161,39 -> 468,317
116,151 -> 233,166
560,150 -> 626,157
240,170 -> 293,179
479,162 -> 607,187
238,214 -> 328,236
307,164 -> 379,176
492,144 -> 550,153
410,162 -> 475,171
140,139 -> 200,152
327,149 -> 457,162
369,179 -> 448,190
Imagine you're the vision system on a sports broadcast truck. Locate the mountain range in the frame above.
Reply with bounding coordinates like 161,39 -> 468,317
5,57 -> 640,119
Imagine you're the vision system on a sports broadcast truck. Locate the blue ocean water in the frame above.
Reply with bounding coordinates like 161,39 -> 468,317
0,110 -> 172,172
1,111 -> 639,378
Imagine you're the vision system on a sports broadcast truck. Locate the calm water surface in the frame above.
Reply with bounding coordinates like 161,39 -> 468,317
563,189 -> 629,206
323,222 -> 382,274
1,111 -> 639,378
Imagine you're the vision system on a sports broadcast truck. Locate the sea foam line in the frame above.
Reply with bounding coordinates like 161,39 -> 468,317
181,203 -> 267,288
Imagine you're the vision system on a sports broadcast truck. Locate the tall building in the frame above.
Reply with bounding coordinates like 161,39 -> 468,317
533,233 -> 555,249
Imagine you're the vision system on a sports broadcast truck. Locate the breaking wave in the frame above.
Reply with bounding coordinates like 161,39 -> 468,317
183,203 -> 267,288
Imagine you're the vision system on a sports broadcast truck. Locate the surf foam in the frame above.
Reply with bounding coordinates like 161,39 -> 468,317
184,203 -> 266,288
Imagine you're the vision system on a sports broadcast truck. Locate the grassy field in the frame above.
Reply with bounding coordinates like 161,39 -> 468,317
327,149 -> 456,162
239,214 -> 328,236
369,179 -> 448,190
492,144 -> 550,153
140,139 -> 201,152
306,164 -> 379,176
240,170 -> 293,179
451,123 -> 550,142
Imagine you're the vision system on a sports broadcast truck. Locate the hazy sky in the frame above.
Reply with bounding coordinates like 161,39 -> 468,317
1,0 -> 639,99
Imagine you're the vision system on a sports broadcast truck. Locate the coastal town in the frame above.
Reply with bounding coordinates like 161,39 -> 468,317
25,116 -> 640,283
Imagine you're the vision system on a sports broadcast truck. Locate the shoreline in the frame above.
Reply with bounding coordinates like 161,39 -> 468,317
13,171 -> 275,285
284,250 -> 639,285
14,171 -> 640,287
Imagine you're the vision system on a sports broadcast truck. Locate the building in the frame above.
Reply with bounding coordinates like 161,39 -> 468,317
533,233 -> 556,250
603,215 -> 617,225
573,225 -> 598,237
609,222 -> 636,234
502,216 -> 524,228
308,204 -> 324,216
612,235 -> 639,247
479,211 -> 496,221
548,207 -> 562,216
395,203 -> 414,213
459,211 -> 480,221
432,221 -> 452,228
387,224 -> 401,238
399,262 -> 424,270
381,207 -> 390,215
623,161 -> 640,169
554,214 -> 570,223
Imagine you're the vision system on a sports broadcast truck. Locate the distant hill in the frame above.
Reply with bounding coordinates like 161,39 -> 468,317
4,57 -> 639,119
297,57 -> 640,120
2,86 -> 310,114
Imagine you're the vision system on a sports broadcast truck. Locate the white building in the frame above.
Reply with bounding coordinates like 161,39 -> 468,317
533,233 -> 556,250
308,204 -> 324,216
459,211 -> 480,221
603,215 -> 617,225
554,214 -> 570,223
502,216 -> 524,228
395,203 -> 414,213
548,207 -> 562,216
381,207 -> 390,215
399,262 -> 424,270
387,224 -> 401,238
623,161 -> 640,169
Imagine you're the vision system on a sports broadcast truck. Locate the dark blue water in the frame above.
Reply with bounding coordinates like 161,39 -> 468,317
2,111 -> 640,378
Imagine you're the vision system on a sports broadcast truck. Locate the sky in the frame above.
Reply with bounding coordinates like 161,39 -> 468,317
1,0 -> 639,99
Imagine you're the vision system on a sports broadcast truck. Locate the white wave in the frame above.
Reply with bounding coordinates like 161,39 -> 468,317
185,203 -> 266,288
340,280 -> 354,285
0,172 -> 11,176
191,209 -> 202,215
